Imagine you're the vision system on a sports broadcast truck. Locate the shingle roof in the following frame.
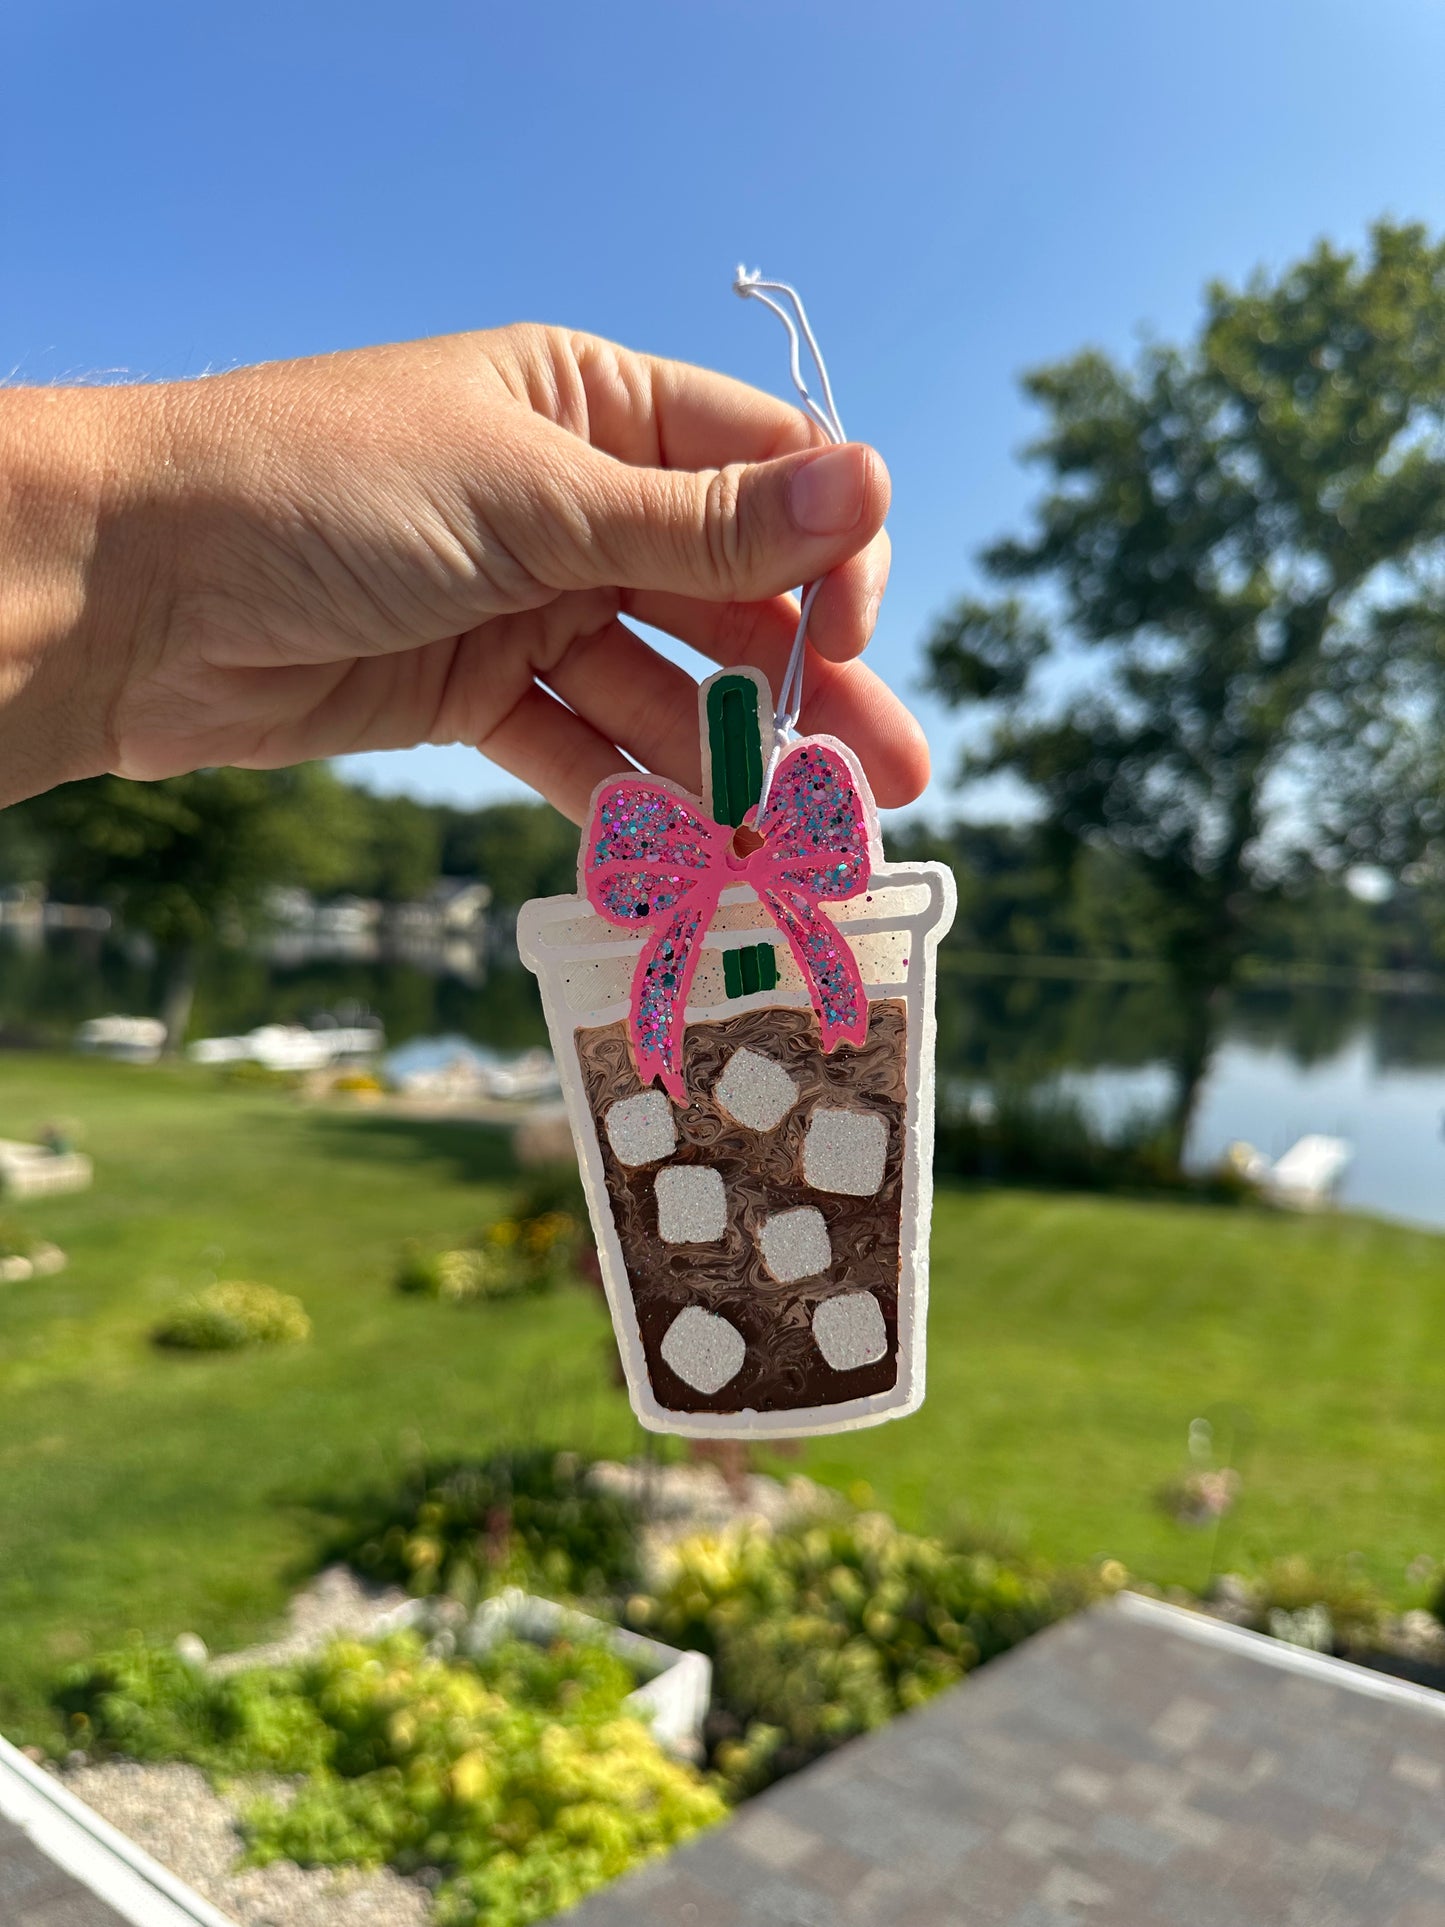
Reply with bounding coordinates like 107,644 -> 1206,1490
0,1813 -> 129,1927
564,1594 -> 1445,1927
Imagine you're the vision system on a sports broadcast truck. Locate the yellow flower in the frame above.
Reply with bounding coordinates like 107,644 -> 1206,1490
449,1749 -> 493,1806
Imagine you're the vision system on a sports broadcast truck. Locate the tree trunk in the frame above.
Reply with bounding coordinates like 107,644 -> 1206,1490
159,944 -> 198,1055
1166,984 -> 1221,1165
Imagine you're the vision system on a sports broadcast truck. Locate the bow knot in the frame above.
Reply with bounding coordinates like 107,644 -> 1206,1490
585,743 -> 872,1100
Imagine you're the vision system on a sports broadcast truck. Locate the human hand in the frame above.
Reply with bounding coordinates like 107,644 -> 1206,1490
0,327 -> 927,818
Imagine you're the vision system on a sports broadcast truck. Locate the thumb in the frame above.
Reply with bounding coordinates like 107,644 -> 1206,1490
567,441 -> 890,601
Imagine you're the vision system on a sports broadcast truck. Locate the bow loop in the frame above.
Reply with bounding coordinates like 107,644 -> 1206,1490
752,742 -> 872,897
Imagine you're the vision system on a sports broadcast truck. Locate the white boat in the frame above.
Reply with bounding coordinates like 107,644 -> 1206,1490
1228,1133 -> 1353,1208
482,1048 -> 560,1101
188,1023 -> 385,1072
73,1015 -> 167,1063
395,1052 -> 493,1099
385,1038 -> 559,1103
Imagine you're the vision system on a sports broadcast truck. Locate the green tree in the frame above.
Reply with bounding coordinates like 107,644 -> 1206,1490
887,819 -> 1161,967
24,765 -> 365,1047
351,791 -> 443,900
438,800 -> 578,908
0,803 -> 47,892
927,221 -> 1445,1151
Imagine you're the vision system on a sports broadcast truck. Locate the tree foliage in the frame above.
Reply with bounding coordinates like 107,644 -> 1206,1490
437,800 -> 579,908
349,792 -> 444,901
25,765 -> 366,950
927,221 -> 1445,1130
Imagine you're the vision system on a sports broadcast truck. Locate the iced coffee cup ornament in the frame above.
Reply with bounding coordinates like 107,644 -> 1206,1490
517,667 -> 955,1439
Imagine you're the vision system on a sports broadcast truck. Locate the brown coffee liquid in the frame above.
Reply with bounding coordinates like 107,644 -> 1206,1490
574,1000 -> 907,1414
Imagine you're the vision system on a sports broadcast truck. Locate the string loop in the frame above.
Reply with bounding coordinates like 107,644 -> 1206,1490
733,267 -> 847,811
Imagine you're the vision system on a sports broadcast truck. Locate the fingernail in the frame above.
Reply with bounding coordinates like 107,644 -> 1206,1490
789,446 -> 866,535
863,590 -> 883,639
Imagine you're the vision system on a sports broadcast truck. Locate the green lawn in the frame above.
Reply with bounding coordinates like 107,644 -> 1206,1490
1,1052 -> 1443,1742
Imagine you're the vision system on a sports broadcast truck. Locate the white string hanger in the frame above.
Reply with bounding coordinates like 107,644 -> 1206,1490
732,267 -> 849,812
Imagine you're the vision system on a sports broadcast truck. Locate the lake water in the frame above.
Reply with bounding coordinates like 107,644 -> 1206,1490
1194,1033 -> 1445,1228
941,973 -> 1445,1229
4,930 -> 1445,1231
1062,1035 -> 1445,1231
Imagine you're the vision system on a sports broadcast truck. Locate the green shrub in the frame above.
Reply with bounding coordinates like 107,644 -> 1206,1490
406,1247 -> 501,1303
512,1165 -> 587,1223
630,1511 -> 1072,1795
937,1085 -> 1251,1200
1244,1556 -> 1388,1650
393,1240 -> 446,1296
56,1639 -> 333,1772
59,1630 -> 723,1927
394,1210 -> 583,1305
337,1449 -> 641,1604
511,1210 -> 584,1290
153,1282 -> 312,1352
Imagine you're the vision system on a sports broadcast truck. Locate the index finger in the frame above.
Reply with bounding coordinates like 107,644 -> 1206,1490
567,332 -> 826,471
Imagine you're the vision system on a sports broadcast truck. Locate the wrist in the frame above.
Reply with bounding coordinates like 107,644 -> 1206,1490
0,384 -> 171,803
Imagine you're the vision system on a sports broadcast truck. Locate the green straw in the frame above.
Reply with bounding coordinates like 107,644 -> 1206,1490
706,675 -> 777,998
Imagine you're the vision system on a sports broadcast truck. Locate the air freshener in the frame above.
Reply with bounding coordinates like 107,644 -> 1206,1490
518,665 -> 953,1437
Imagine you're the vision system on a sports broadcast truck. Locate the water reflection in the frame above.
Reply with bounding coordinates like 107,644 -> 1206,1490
0,931 -> 550,1057
935,972 -> 1186,1084
6,931 -> 1445,1229
939,973 -> 1445,1228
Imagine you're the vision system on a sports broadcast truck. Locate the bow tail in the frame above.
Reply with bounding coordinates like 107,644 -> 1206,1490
757,884 -> 869,1052
626,886 -> 721,1102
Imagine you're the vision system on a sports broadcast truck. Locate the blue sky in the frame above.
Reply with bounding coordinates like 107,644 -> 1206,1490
7,0 -> 1445,825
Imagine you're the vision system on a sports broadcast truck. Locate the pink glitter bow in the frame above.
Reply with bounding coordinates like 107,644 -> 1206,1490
585,743 -> 872,1101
